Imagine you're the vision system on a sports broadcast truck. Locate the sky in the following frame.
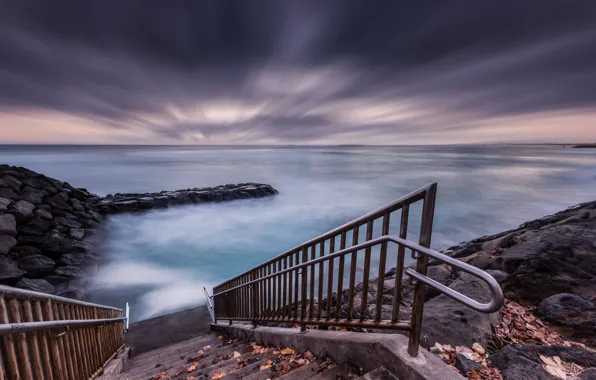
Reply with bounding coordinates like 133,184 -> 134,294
0,1 -> 595,145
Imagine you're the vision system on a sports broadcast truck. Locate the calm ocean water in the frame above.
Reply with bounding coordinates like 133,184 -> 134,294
1,145 -> 595,321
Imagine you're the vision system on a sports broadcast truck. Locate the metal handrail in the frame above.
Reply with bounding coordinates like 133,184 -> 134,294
213,235 -> 504,314
214,183 -> 434,289
204,287 -> 215,323
204,287 -> 214,309
0,284 -> 121,312
0,317 -> 127,335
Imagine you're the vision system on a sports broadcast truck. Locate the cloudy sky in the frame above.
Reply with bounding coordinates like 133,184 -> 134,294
0,1 -> 595,144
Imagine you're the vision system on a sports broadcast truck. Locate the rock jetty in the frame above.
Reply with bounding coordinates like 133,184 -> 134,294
0,164 -> 278,299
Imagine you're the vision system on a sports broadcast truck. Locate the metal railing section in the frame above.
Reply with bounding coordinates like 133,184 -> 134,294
204,287 -> 215,323
0,285 -> 127,380
212,183 -> 505,356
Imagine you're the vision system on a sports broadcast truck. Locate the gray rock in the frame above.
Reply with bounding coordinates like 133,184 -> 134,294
10,246 -> 41,258
9,200 -> 35,222
18,254 -> 56,278
33,208 -> 54,220
455,353 -> 483,375
2,175 -> 22,189
53,266 -> 84,278
20,177 -> 44,189
44,275 -> 68,286
0,234 -> 17,255
486,270 -> 509,284
538,293 -> 593,321
0,214 -> 17,236
58,253 -> 91,266
45,194 -> 71,210
69,228 -> 85,240
21,186 -> 46,205
421,272 -> 501,348
0,196 -> 12,211
491,344 -> 596,380
27,216 -> 53,232
0,187 -> 20,199
54,217 -> 81,229
70,198 -> 85,212
580,369 -> 596,380
0,256 -> 25,283
15,278 -> 55,294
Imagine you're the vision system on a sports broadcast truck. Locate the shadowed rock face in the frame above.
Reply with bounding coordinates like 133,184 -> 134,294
0,164 -> 278,299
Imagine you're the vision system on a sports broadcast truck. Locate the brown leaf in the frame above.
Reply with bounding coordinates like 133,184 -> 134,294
187,362 -> 198,372
175,367 -> 185,376
280,348 -> 295,355
212,371 -> 226,379
217,336 -> 223,340
154,372 -> 167,380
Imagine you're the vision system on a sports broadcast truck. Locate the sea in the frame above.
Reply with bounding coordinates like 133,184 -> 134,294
1,145 -> 594,321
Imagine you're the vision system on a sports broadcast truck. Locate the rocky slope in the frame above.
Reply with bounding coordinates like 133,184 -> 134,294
0,164 -> 277,299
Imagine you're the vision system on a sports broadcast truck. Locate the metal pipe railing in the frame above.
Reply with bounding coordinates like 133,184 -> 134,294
0,286 -> 127,380
212,183 -> 505,357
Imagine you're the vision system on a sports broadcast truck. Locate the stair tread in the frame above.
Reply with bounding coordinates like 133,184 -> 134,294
309,364 -> 349,380
357,366 -> 399,380
130,333 -> 219,361
124,341 -> 253,379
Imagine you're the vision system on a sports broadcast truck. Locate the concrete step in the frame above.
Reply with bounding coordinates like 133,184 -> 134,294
124,339 -> 253,379
309,364 -> 351,379
357,366 -> 400,380
275,362 -> 322,379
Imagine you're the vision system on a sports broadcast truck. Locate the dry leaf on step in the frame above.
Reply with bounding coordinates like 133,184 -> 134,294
233,351 -> 241,358
187,362 -> 198,372
212,371 -> 226,379
280,348 -> 295,355
217,336 -> 223,340
154,372 -> 167,380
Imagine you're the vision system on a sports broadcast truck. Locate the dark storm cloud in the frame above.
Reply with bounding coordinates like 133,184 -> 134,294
0,0 -> 595,142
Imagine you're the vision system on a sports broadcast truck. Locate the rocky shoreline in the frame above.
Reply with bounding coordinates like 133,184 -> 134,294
318,199 -> 596,379
0,164 -> 277,299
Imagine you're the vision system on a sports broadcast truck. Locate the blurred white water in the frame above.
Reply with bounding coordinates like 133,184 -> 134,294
2,145 -> 595,321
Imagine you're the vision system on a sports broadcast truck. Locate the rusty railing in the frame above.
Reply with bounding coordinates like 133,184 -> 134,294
212,183 -> 504,356
0,285 -> 127,380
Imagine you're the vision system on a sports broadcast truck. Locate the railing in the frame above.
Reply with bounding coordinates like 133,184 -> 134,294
0,285 -> 127,380
204,287 -> 215,323
212,183 -> 504,356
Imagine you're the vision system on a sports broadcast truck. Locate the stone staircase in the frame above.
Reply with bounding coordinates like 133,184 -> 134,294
121,331 -> 398,380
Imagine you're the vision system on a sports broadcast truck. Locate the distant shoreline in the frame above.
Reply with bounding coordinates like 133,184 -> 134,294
572,144 -> 596,148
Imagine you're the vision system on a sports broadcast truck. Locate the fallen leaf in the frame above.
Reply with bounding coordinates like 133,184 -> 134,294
553,356 -> 562,366
187,362 -> 198,372
471,343 -> 485,355
175,367 -> 185,376
280,348 -> 295,355
186,377 -> 196,380
217,336 -> 223,340
228,340 -> 233,344
204,345 -> 211,350
233,351 -> 241,358
212,371 -> 226,379
154,372 -> 167,380
544,364 -> 566,379
443,344 -> 455,353
540,355 -> 558,367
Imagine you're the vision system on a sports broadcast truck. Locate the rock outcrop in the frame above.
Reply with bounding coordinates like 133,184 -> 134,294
0,164 -> 278,300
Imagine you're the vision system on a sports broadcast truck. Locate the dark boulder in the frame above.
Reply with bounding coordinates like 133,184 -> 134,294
0,196 -> 12,211
538,293 -> 594,322
581,369 -> 596,380
69,198 -> 85,212
21,186 -> 46,205
485,270 -> 509,284
421,272 -> 500,349
0,256 -> 25,284
0,214 -> 17,236
58,253 -> 98,266
15,278 -> 55,294
2,175 -> 22,189
69,228 -> 85,240
54,217 -> 81,229
27,217 -> 53,232
18,254 -> 55,278
45,194 -> 71,211
9,200 -> 35,222
53,265 -> 85,278
454,353 -> 483,375
10,246 -> 40,258
0,234 -> 17,255
0,187 -> 20,199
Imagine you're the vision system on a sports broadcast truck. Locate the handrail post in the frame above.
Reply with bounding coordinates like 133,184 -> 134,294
408,183 -> 437,356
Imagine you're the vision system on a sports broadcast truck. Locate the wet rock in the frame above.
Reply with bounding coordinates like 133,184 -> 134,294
0,187 -> 19,199
421,272 -> 501,348
9,200 -> 35,222
18,254 -> 56,278
538,293 -> 594,321
491,344 -> 596,380
2,175 -> 22,189
0,214 -> 17,236
69,228 -> 85,240
455,353 -> 483,375
54,217 -> 81,229
58,253 -> 98,266
69,198 -> 85,212
44,275 -> 68,286
0,196 -> 12,211
45,194 -> 71,210
486,270 -> 509,284
15,278 -> 55,294
53,265 -> 85,278
21,186 -> 46,205
0,234 -> 17,255
27,217 -> 53,232
10,246 -> 40,258
0,256 -> 25,284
